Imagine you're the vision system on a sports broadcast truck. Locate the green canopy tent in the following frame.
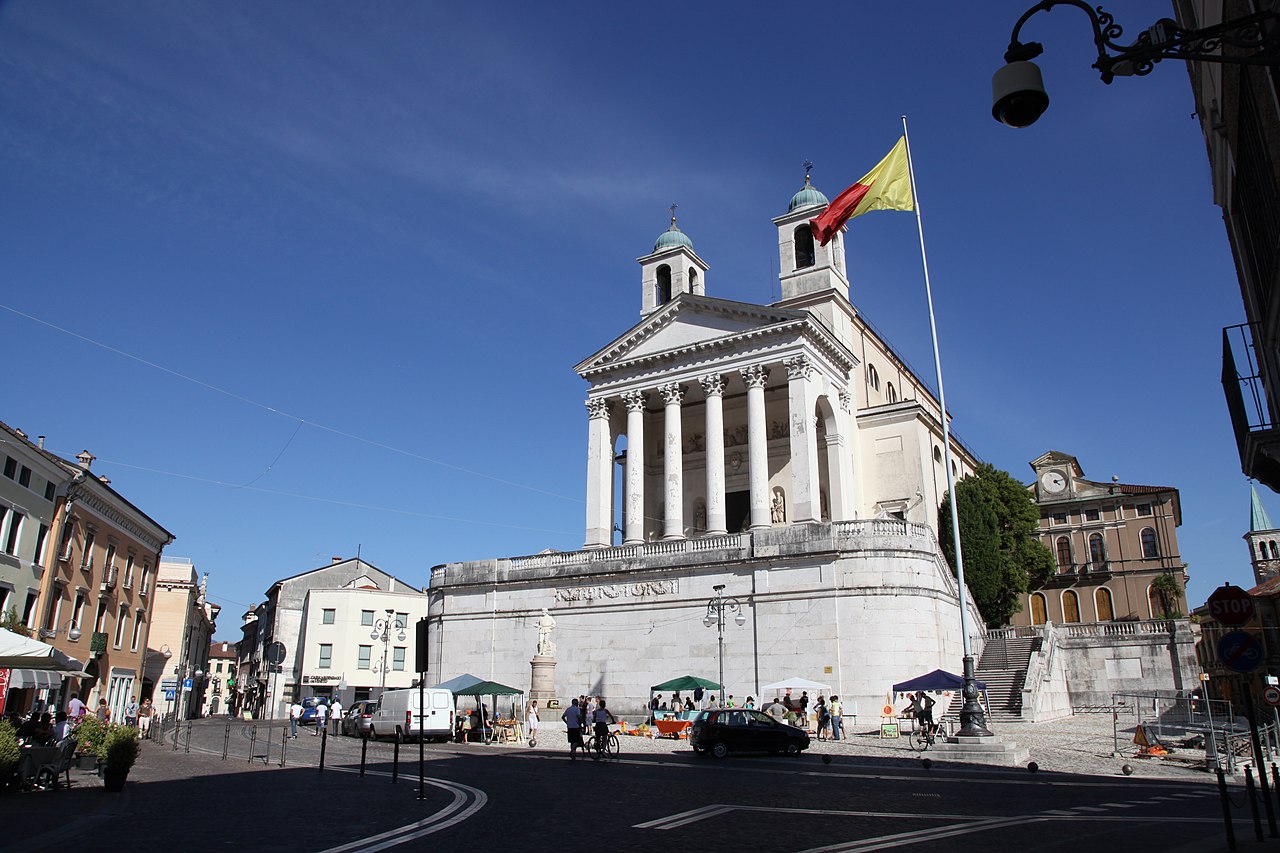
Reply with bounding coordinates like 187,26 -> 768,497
649,675 -> 722,719
450,680 -> 524,743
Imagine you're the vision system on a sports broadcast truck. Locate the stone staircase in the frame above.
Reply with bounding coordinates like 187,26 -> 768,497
944,635 -> 1040,723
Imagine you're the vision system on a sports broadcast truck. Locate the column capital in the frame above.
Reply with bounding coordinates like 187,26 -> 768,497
658,382 -> 686,406
585,398 -> 611,420
839,388 -> 853,413
698,373 -> 726,397
740,364 -> 770,389
784,354 -> 814,381
622,390 -> 648,413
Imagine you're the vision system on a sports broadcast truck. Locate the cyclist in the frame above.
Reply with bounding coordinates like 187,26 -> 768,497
561,698 -> 585,760
591,698 -> 617,758
907,692 -> 937,739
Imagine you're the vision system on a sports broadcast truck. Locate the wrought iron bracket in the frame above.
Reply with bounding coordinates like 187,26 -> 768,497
1005,1 -> 1280,83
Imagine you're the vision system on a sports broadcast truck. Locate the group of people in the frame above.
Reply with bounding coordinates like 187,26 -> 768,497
902,691 -> 937,735
286,698 -> 345,738
6,692 -> 160,747
648,686 -> 760,721
559,695 -> 616,759
757,690 -> 845,740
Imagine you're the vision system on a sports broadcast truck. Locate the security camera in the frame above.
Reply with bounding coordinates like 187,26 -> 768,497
992,60 -> 1049,128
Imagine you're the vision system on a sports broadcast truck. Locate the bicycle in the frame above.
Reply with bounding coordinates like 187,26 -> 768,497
585,723 -> 621,760
909,720 -> 940,752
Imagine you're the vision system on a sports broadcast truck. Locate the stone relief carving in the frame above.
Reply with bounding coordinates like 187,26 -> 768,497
555,579 -> 679,603
769,420 -> 788,440
725,424 -> 749,447
685,432 -> 705,453
729,451 -> 743,472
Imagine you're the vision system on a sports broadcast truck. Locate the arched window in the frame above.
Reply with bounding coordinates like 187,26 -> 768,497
1260,542 -> 1268,560
688,268 -> 698,292
794,224 -> 815,269
1030,592 -> 1047,626
1056,536 -> 1072,570
1095,587 -> 1114,621
1148,585 -> 1164,618
1062,590 -> 1081,623
868,364 -> 880,391
1140,527 -> 1159,559
1271,540 -> 1279,559
1089,533 -> 1106,569
933,446 -> 942,463
886,382 -> 898,403
656,265 -> 672,305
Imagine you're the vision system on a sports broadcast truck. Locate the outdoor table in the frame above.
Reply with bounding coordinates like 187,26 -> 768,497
17,745 -> 60,787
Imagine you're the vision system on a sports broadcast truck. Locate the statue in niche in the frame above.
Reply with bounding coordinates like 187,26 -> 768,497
536,608 -> 557,657
694,499 -> 707,532
771,487 -> 786,524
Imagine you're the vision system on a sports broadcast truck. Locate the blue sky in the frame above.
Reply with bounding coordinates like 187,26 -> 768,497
0,0 -> 1259,639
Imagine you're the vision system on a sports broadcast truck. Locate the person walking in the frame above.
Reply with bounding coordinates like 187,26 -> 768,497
330,699 -> 343,735
289,701 -> 302,738
526,700 -> 539,746
125,696 -> 140,728
138,698 -> 155,739
816,696 -> 830,740
829,695 -> 843,741
561,698 -> 585,760
95,698 -> 111,723
312,701 -> 328,736
67,693 -> 85,723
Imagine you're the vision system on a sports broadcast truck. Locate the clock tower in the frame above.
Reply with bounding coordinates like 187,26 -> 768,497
1030,450 -> 1082,501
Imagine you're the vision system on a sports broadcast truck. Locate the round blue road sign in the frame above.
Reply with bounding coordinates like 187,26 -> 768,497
1218,630 -> 1264,673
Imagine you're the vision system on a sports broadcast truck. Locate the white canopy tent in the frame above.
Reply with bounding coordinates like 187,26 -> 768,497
760,676 -> 832,693
0,627 -> 90,688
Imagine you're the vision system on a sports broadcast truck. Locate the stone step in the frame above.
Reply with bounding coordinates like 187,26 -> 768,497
929,734 -> 1030,767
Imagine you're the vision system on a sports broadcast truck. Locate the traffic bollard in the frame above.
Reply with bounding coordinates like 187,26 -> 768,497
392,737 -> 399,784
172,717 -> 180,751
280,724 -> 288,767
1218,767 -> 1237,852
222,722 -> 230,760
248,725 -> 257,764
360,733 -> 368,777
184,719 -> 192,753
1247,766 -> 1264,842
319,726 -> 327,772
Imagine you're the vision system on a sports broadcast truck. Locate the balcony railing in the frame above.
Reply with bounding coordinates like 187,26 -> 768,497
1223,323 -> 1280,489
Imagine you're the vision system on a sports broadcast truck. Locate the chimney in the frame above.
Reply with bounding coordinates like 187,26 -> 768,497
76,450 -> 95,470
332,556 -> 342,564
37,436 -> 45,448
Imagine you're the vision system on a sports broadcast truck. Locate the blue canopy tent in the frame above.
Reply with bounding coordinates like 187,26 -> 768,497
891,669 -> 990,725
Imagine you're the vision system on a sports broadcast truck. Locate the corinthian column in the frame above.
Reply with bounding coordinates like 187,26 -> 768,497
699,374 -> 727,535
584,398 -> 613,548
740,364 -> 771,530
659,383 -> 685,540
622,390 -> 647,545
785,355 -> 820,523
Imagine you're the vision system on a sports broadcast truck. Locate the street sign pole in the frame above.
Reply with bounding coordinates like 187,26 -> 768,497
1243,682 -> 1279,838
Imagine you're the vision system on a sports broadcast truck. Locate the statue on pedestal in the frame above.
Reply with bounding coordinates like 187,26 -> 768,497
536,608 -> 557,658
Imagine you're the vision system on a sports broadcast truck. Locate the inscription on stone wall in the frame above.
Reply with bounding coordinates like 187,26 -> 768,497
555,579 -> 678,603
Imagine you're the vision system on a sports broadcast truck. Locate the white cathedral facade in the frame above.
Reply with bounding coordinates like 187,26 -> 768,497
428,177 -> 984,718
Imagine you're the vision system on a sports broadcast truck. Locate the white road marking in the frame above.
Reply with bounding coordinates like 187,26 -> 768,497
1100,802 -> 1135,808
319,777 -> 487,853
1073,806 -> 1106,812
799,815 -> 1039,853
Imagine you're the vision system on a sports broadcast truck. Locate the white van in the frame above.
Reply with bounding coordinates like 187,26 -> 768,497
370,688 -> 454,743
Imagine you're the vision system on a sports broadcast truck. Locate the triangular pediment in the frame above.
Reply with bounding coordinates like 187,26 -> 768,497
575,294 -> 808,376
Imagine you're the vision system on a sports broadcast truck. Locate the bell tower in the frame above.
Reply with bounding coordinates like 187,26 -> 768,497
1246,485 -> 1280,584
637,205 -> 708,317
772,164 -> 849,303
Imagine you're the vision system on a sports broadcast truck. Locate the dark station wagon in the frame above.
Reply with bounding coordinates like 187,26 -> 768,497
690,709 -> 810,758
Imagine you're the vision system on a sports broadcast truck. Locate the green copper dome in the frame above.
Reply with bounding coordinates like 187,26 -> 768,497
788,174 -> 829,212
653,218 -> 694,253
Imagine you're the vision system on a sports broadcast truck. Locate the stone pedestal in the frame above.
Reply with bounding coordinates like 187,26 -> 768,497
530,656 -> 557,706
931,734 -> 1030,767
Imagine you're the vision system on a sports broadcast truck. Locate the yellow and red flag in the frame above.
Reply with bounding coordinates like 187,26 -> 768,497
810,137 -> 914,245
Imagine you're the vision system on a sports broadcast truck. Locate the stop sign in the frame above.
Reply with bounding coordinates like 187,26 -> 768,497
1208,584 -> 1255,627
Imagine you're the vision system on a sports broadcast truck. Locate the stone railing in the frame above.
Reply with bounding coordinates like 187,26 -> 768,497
509,533 -> 749,571
1061,619 -> 1180,639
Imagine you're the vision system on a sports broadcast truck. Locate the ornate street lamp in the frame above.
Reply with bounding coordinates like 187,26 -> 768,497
992,1 -> 1279,127
371,609 -> 405,695
703,585 -> 746,705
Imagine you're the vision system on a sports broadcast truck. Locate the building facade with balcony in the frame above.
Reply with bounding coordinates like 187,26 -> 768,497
431,188 -> 986,718
146,558 -> 218,719
239,557 -> 422,719
30,446 -> 174,721
202,640 -> 237,716
1013,450 -> 1190,627
1175,1 -> 1280,491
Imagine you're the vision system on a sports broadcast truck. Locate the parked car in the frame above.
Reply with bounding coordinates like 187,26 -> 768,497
341,700 -> 379,738
689,708 -> 809,758
299,696 -> 329,726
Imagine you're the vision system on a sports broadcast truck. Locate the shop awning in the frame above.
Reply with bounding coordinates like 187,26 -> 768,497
7,669 -> 63,689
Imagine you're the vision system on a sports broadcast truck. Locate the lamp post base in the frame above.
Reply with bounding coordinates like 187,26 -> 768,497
957,654 -> 994,738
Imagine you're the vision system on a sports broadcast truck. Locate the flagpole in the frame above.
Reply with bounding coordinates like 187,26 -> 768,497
900,114 -> 992,738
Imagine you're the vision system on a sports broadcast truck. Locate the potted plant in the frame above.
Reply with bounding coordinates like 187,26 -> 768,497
72,714 -> 107,769
0,721 -> 18,792
101,726 -> 139,792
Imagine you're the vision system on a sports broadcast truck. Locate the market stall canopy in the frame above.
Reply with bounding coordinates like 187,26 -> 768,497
891,669 -> 986,694
0,627 -> 89,676
433,673 -> 485,693
650,675 -> 722,693
761,676 -> 832,693
451,680 -> 523,697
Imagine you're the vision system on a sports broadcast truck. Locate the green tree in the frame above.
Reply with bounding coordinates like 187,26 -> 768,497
1151,573 -> 1184,619
939,463 -> 1055,628
0,606 -> 30,638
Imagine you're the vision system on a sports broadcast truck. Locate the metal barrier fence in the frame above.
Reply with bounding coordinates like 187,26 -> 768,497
1107,689 -> 1280,773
